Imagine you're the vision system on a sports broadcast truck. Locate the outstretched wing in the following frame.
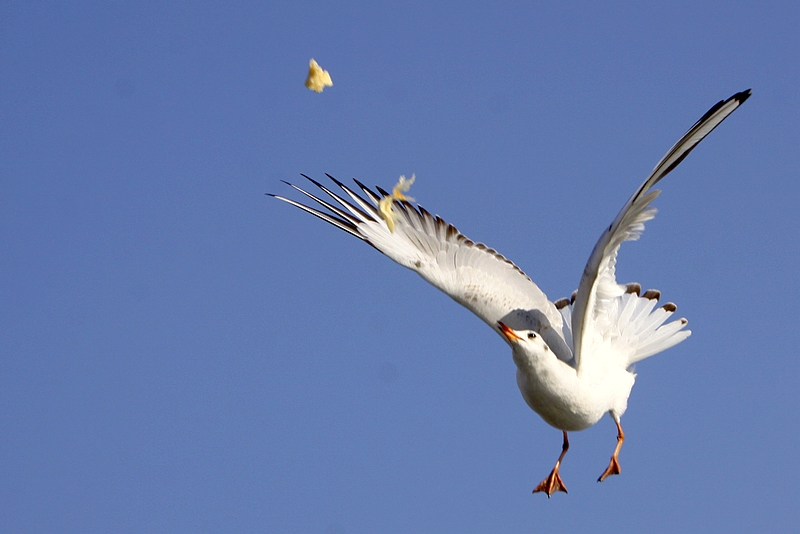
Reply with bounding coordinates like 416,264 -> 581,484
571,89 -> 751,370
270,174 -> 572,361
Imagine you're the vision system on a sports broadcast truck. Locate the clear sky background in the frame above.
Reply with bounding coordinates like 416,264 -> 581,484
1,2 -> 798,532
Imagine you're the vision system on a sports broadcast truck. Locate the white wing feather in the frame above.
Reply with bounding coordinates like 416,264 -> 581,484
571,89 -> 751,370
271,90 -> 750,371
270,174 -> 573,362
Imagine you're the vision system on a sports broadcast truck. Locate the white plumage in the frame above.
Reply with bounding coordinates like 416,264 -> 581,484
270,90 -> 750,496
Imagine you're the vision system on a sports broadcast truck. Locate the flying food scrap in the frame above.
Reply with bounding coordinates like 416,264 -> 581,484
305,59 -> 333,93
378,174 -> 415,233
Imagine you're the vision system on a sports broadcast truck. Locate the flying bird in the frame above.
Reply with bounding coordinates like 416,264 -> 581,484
269,90 -> 750,496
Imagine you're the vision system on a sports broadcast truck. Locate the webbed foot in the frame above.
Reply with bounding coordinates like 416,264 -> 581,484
534,430 -> 569,498
597,455 -> 621,482
534,466 -> 568,497
598,418 -> 625,483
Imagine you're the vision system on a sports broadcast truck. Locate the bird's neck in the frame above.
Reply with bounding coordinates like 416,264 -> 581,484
512,345 -> 576,385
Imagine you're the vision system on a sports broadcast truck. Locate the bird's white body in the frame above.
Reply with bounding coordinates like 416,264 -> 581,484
271,90 -> 750,494
513,332 -> 634,432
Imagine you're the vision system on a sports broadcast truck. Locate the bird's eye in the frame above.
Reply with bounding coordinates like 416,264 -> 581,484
527,332 -> 536,340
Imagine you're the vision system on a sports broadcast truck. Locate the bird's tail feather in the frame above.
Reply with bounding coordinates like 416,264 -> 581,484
614,288 -> 691,364
557,285 -> 690,366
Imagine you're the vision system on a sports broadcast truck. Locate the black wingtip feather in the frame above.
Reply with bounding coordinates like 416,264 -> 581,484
690,89 -> 752,135
352,178 -> 371,191
734,89 -> 752,104
655,89 -> 751,180
301,174 -> 325,188
352,179 -> 382,204
325,173 -> 345,187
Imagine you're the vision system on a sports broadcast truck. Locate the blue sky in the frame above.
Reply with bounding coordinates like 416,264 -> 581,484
1,2 -> 798,532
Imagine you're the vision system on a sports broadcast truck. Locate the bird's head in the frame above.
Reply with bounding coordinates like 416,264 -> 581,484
498,321 -> 549,351
498,321 -> 556,371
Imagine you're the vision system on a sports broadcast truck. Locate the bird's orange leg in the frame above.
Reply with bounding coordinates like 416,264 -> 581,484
598,419 -> 625,482
534,431 -> 569,497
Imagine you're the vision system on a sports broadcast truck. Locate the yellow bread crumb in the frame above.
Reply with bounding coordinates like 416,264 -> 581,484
378,174 -> 415,233
305,59 -> 333,93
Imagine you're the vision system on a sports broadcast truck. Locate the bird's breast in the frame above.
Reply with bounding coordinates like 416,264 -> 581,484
514,353 -> 635,432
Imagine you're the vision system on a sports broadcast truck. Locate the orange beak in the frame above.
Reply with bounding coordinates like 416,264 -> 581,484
498,321 -> 522,342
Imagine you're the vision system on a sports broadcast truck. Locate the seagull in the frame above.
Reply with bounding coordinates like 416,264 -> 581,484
269,90 -> 750,496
